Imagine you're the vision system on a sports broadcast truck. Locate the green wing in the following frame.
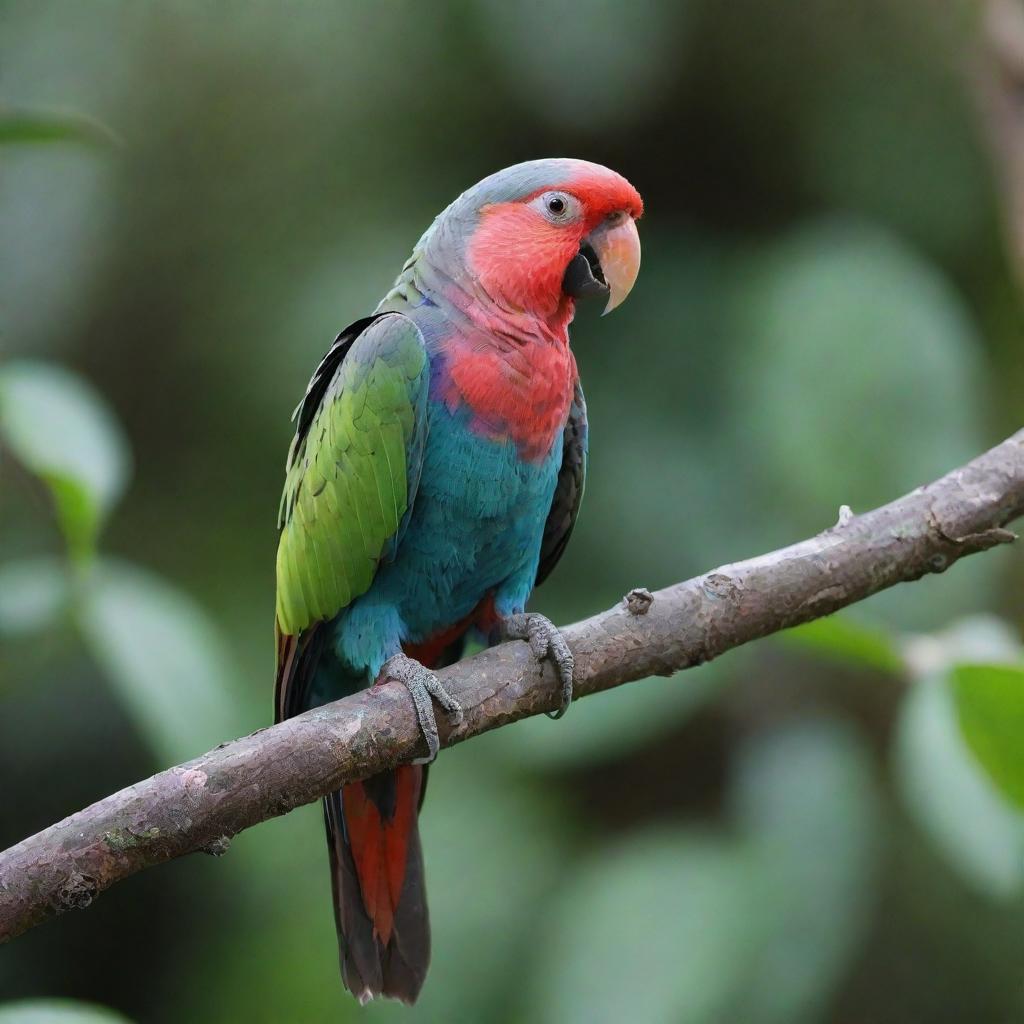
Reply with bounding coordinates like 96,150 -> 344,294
275,313 -> 429,637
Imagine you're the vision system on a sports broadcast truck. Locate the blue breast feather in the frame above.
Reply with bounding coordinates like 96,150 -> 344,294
330,385 -> 563,684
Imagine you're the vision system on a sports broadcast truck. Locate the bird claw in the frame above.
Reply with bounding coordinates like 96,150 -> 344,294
502,612 -> 575,719
381,653 -> 463,765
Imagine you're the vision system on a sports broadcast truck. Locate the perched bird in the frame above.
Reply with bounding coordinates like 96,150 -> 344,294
274,158 -> 643,1003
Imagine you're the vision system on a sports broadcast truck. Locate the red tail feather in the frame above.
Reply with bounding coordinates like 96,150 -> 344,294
279,615 -> 480,1004
342,767 -> 420,947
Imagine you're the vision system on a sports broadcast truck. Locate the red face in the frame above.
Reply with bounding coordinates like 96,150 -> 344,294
466,166 -> 644,325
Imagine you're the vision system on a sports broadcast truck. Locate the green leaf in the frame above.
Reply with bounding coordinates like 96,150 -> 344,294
0,557 -> 69,638
729,717 -> 879,1024
0,1001 -> 133,1024
733,222 -> 984,513
76,559 -> 239,763
951,663 -> 1024,809
0,362 -> 130,562
527,830 -> 768,1024
781,614 -> 903,673
895,673 -> 1024,899
0,111 -> 119,149
729,220 -> 988,630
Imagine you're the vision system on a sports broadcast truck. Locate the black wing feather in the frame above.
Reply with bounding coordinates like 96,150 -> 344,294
536,381 -> 588,586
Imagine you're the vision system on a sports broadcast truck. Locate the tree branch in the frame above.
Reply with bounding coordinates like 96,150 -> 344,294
3,430 -> 1024,943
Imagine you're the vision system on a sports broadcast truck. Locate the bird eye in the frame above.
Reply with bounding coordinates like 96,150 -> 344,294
536,191 -> 577,223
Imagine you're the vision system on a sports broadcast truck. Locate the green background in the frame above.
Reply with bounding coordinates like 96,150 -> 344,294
3,1 -> 1024,1021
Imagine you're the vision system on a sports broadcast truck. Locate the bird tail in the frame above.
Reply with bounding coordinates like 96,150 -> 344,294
276,620 -> 466,1005
325,767 -> 430,1004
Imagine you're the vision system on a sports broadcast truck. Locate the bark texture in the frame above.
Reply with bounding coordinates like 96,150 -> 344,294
2,430 -> 1023,943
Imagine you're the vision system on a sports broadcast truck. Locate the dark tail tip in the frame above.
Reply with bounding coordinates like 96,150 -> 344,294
325,781 -> 430,1005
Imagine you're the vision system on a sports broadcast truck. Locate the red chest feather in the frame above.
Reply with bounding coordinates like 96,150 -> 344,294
440,332 -> 575,462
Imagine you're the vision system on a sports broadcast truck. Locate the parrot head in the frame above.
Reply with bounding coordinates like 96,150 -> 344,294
420,158 -> 643,324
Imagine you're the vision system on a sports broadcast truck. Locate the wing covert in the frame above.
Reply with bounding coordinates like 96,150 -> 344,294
275,313 -> 429,636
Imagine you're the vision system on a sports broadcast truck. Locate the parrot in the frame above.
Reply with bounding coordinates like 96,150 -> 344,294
274,158 -> 643,1004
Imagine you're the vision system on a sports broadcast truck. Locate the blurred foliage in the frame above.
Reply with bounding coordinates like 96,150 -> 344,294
781,614 -> 904,674
0,363 -> 129,563
3,0 -> 1024,1022
0,109 -> 120,149
0,557 -> 68,642
77,559 -> 239,762
897,665 -> 1024,900
0,1003 -> 132,1024
952,662 -> 1024,809
0,360 -> 241,765
894,616 -> 1024,900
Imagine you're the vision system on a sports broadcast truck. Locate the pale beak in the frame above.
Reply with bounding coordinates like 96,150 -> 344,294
562,214 -> 642,315
591,214 -> 641,315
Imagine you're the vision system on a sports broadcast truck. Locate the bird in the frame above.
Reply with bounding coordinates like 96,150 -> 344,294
274,158 -> 643,1004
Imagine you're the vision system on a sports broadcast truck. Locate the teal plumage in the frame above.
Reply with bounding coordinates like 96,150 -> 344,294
274,158 -> 642,1004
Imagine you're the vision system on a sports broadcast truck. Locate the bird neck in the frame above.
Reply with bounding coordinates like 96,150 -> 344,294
378,247 -> 578,462
382,238 -> 576,344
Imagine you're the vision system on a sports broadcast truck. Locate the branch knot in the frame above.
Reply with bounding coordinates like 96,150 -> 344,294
624,587 -> 654,615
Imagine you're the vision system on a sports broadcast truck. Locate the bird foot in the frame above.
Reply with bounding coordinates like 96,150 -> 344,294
501,612 -> 575,719
381,653 -> 463,764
